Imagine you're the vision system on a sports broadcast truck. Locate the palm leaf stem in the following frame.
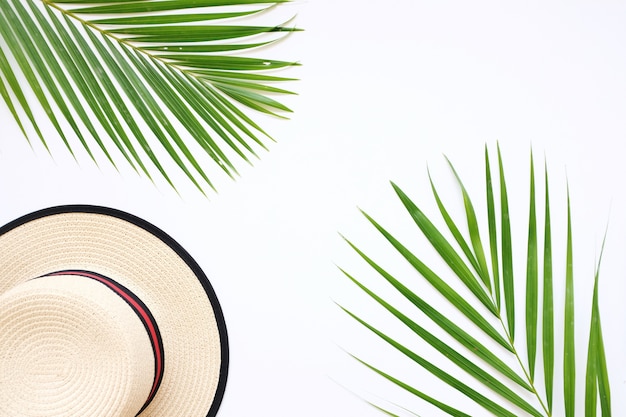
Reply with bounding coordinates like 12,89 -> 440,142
42,0 -> 292,96
346,308 -> 527,417
342,146 -> 614,416
355,213 -> 511,351
337,250 -> 528,389
1,0 -> 299,192
43,1 -> 158,65
437,149 -> 552,416
46,0 -> 298,150
388,177 -> 554,415
496,314 -> 552,416
338,277 -> 543,416
487,149 -> 551,416
342,224 -> 556,415
425,153 -> 555,416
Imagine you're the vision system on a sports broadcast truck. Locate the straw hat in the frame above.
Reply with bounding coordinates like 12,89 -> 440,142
0,206 -> 228,417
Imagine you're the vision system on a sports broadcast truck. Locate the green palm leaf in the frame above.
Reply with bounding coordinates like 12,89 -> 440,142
340,144 -> 613,416
0,0 -> 299,193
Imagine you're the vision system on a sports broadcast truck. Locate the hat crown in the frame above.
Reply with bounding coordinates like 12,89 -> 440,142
0,274 -> 155,417
0,207 -> 229,417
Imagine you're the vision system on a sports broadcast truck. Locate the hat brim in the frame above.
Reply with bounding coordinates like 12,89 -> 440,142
0,205 -> 228,417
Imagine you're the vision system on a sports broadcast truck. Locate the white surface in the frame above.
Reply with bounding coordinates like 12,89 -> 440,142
1,1 -> 625,416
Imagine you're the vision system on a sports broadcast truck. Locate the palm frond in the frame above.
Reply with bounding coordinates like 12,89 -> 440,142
339,144 -> 613,416
0,0 -> 299,193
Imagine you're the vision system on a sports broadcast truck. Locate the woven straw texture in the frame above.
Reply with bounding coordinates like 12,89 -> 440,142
0,210 -> 225,417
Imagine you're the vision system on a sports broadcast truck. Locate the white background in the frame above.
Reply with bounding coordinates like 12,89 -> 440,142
1,1 -> 625,416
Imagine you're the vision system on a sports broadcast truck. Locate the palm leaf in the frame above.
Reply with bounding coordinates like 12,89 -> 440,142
339,144 -> 613,416
0,0 -> 299,193
541,158 -> 555,412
